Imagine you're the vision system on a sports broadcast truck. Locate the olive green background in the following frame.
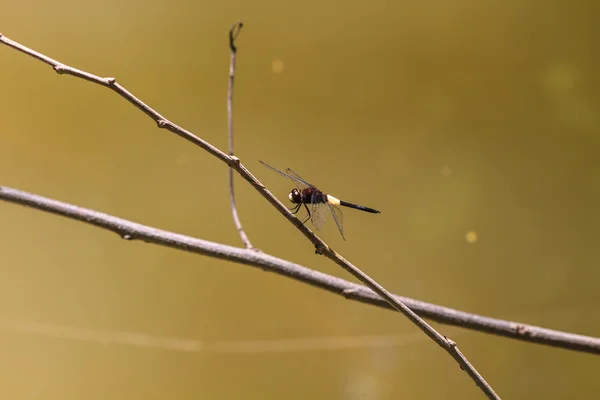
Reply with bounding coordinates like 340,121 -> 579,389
1,1 -> 599,399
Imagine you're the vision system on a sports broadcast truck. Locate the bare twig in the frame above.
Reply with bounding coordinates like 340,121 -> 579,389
0,33 -> 501,398
1,186 -> 599,356
226,21 -> 253,249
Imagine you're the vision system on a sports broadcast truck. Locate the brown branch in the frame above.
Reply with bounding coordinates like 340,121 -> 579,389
0,33 -> 501,398
1,185 -> 599,356
226,21 -> 253,249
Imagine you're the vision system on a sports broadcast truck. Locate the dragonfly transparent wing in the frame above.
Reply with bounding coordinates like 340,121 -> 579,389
310,202 -> 329,231
325,202 -> 345,239
309,201 -> 345,239
259,160 -> 311,189
285,168 -> 311,190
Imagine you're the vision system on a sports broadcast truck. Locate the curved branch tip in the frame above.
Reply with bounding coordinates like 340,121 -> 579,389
229,21 -> 244,52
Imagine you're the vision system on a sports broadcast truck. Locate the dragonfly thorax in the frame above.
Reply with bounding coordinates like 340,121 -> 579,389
289,187 -> 327,205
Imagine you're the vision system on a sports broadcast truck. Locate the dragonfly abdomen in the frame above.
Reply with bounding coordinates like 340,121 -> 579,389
339,200 -> 381,214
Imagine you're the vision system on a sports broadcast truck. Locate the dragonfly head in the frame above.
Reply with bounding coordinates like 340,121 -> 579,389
289,189 -> 302,204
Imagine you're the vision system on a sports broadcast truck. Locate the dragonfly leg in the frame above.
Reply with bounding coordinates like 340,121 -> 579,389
300,203 -> 311,225
289,203 -> 302,214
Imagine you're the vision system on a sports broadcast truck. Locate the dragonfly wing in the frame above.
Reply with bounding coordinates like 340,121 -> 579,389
285,168 -> 311,190
259,160 -> 309,189
325,202 -> 345,239
310,202 -> 328,231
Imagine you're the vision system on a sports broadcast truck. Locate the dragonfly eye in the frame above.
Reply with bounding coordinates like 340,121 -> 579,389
288,189 -> 300,204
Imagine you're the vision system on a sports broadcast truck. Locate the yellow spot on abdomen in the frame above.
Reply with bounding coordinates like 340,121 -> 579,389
326,195 -> 341,206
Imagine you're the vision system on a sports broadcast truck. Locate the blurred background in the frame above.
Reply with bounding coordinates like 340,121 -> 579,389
1,0 -> 599,398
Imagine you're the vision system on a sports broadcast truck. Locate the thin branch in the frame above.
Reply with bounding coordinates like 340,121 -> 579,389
0,33 -> 502,397
226,21 -> 253,249
1,186 -> 599,356
325,254 -> 499,398
0,34 -> 313,245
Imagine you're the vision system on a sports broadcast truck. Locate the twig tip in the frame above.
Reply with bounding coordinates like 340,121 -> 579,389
229,21 -> 244,51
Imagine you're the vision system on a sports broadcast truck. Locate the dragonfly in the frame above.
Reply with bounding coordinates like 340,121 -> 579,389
259,160 -> 381,240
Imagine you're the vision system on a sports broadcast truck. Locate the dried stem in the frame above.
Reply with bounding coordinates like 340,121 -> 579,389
227,21 -> 253,249
1,186 -> 599,356
0,33 -> 504,398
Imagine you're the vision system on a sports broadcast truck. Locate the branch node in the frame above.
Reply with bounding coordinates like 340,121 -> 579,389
106,77 -> 116,85
515,324 -> 531,336
341,288 -> 360,298
53,65 -> 67,74
121,233 -> 134,240
314,244 -> 327,255
230,155 -> 240,164
157,119 -> 168,128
